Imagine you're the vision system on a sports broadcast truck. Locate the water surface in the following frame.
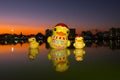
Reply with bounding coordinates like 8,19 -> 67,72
0,43 -> 120,80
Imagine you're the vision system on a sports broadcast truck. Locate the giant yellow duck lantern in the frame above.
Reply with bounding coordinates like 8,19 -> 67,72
47,23 -> 71,49
48,48 -> 70,72
73,35 -> 85,49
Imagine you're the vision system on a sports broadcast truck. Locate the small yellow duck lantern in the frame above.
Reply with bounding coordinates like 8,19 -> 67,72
74,48 -> 85,62
73,35 -> 85,49
47,23 -> 71,49
28,37 -> 39,49
48,48 -> 70,72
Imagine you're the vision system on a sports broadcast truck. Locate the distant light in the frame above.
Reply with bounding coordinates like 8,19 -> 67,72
11,47 -> 14,52
15,40 -> 18,43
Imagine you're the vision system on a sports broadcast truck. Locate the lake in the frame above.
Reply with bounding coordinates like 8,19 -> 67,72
0,41 -> 120,80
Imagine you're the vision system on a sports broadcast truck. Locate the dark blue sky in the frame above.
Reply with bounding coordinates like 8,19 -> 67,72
0,0 -> 120,34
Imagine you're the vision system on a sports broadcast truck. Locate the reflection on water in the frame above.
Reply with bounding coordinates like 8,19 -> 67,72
84,40 -> 120,50
0,40 -> 120,80
28,48 -> 39,60
48,49 -> 70,72
73,48 -> 85,62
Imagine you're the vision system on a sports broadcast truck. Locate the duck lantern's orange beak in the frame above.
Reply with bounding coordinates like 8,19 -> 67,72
57,32 -> 65,36
77,40 -> 82,42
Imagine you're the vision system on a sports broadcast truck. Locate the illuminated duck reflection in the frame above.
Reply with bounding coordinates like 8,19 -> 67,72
48,48 -> 70,72
74,48 -> 85,62
28,48 -> 39,60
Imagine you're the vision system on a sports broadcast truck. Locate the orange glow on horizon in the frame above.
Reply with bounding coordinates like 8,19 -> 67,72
1,25 -> 108,35
0,24 -> 46,35
0,21 -> 109,35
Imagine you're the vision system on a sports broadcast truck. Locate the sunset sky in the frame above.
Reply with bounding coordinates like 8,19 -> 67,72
0,0 -> 120,35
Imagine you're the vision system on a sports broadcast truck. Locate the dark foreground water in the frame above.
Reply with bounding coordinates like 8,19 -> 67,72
0,43 -> 120,80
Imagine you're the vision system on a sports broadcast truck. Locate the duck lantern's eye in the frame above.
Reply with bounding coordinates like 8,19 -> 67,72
67,30 -> 69,34
54,28 -> 56,31
32,38 -> 34,40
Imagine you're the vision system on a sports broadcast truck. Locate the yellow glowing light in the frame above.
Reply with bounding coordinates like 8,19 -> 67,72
11,47 -> 14,52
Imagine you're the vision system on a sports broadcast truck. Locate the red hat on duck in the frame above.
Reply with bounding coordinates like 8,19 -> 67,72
55,23 -> 68,28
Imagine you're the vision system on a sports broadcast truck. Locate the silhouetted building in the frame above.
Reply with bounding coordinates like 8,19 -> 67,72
36,33 -> 44,40
109,28 -> 116,39
109,27 -> 120,40
101,31 -> 109,40
45,29 -> 53,38
68,28 -> 76,40
82,31 -> 93,40
116,28 -> 120,40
